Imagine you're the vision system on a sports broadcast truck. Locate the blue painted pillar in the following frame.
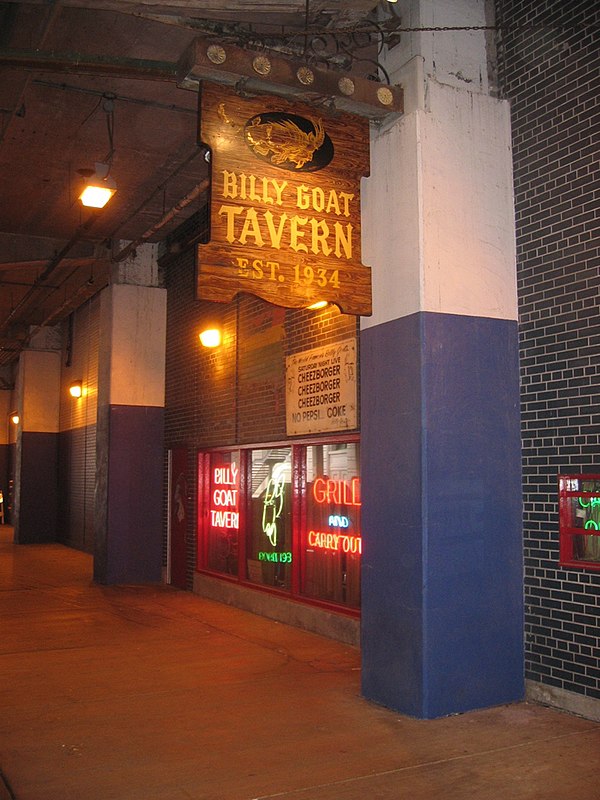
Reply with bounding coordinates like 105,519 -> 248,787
359,33 -> 524,717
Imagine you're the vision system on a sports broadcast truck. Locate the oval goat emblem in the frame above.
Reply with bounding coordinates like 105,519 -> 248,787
244,112 -> 334,172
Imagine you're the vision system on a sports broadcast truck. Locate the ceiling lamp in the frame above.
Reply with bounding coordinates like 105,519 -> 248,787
79,162 -> 117,209
78,97 -> 117,208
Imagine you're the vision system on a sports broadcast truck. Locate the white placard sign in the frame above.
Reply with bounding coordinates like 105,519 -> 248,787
286,338 -> 357,436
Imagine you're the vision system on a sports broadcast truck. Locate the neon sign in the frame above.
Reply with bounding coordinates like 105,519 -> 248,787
308,530 -> 362,554
262,463 -> 286,546
329,514 -> 349,528
313,477 -> 360,506
584,520 -> 599,530
210,463 -> 239,529
258,551 -> 292,563
579,496 -> 600,509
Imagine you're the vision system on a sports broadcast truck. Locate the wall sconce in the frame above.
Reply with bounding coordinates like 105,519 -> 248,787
69,380 -> 83,398
199,327 -> 222,348
79,162 -> 117,209
10,412 -> 19,425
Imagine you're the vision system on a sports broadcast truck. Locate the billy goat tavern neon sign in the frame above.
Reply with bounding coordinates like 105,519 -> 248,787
210,463 -> 239,529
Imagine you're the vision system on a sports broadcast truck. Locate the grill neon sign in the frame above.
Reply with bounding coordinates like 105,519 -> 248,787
312,477 -> 360,506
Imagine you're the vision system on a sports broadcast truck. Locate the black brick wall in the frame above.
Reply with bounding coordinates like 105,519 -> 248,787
496,0 -> 600,700
162,208 -> 358,587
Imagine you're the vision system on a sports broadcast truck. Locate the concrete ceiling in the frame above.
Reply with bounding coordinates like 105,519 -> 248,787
0,0 -> 395,369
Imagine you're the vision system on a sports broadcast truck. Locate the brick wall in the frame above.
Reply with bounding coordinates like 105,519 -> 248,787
162,209 -> 358,587
496,0 -> 600,700
58,296 -> 100,552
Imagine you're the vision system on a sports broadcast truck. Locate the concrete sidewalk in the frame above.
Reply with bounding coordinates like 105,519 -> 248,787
1,525 -> 598,800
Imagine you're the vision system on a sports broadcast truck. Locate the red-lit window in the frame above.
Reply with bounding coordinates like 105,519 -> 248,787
197,437 -> 361,613
301,443 -> 361,608
200,450 -> 241,577
559,474 -> 600,571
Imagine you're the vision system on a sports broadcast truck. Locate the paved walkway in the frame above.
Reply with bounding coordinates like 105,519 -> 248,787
1,526 -> 599,800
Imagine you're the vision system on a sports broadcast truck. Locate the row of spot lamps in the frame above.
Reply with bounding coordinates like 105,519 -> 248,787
198,300 -> 329,348
8,382 -> 83,427
8,381 -> 83,425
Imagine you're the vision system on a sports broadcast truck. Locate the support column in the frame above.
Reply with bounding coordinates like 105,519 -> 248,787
94,244 -> 166,584
0,378 -> 15,525
12,329 -> 61,542
360,0 -> 523,718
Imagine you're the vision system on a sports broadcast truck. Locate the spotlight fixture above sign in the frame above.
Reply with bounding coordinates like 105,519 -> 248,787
177,37 -> 403,122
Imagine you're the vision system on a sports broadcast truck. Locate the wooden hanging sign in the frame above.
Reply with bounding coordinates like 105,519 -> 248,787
197,82 -> 372,315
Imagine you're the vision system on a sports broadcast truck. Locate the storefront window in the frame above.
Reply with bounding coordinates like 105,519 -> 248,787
198,439 -> 362,611
302,443 -> 361,608
559,474 -> 600,570
246,448 -> 293,590
206,451 -> 240,576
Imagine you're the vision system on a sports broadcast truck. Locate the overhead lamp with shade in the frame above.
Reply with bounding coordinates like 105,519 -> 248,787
78,163 -> 117,209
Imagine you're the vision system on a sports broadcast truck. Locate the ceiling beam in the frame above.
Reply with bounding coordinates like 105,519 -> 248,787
0,233 -> 98,267
0,48 -> 177,81
178,37 -> 403,120
0,0 -> 378,16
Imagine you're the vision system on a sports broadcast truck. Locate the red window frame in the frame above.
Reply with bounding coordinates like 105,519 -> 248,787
197,436 -> 361,616
558,474 -> 600,572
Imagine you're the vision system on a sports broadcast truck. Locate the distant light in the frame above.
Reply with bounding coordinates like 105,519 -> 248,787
307,300 -> 329,310
10,413 -> 19,425
199,328 -> 222,348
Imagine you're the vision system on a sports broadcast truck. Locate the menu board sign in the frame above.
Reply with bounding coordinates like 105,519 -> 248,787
285,338 -> 357,435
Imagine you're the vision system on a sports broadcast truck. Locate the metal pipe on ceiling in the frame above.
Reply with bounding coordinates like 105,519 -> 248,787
112,178 -> 209,262
0,214 -> 99,337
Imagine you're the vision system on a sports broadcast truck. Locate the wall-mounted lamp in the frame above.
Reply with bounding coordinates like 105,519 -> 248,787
307,300 -> 329,310
199,327 -> 222,348
69,380 -> 83,398
78,162 -> 117,209
10,413 -> 19,425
